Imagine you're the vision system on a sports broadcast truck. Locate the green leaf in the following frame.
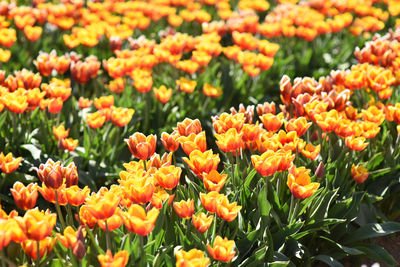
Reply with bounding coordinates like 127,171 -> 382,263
319,236 -> 363,256
314,255 -> 344,267
83,126 -> 90,156
367,152 -> 384,170
0,111 -> 7,129
344,222 -> 400,244
258,184 -> 272,218
354,243 -> 398,266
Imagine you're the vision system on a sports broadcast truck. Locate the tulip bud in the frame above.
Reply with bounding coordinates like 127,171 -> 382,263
73,240 -> 86,259
315,162 -> 324,179
76,226 -> 85,243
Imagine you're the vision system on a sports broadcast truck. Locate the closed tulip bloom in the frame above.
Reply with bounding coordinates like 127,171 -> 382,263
66,186 -> 90,206
94,95 -> 114,110
178,131 -> 207,155
61,138 -> 79,152
154,165 -> 182,190
176,77 -> 196,93
207,236 -> 236,262
173,199 -> 195,219
87,112 -> 106,128
215,128 -> 243,153
34,159 -> 63,189
285,117 -> 312,137
251,150 -> 279,177
216,195 -> 242,222
21,237 -> 55,260
200,192 -> 221,213
345,136 -> 369,151
176,118 -> 202,137
121,204 -> 159,236
10,182 -> 38,210
203,83 -> 222,98
147,153 -> 172,169
53,125 -> 69,140
0,152 -> 21,174
15,208 -> 56,241
161,132 -> 180,152
351,164 -> 369,184
125,133 -> 157,161
98,250 -> 129,267
260,113 -> 283,133
287,166 -> 320,199
183,150 -> 220,178
84,191 -> 120,220
62,162 -> 79,187
203,170 -> 227,192
192,213 -> 213,233
176,248 -> 210,267
241,123 -> 263,143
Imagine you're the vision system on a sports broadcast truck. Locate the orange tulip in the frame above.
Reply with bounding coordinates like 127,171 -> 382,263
203,170 -> 227,192
14,208 -> 56,241
21,237 -> 55,260
125,133 -> 157,161
203,83 -> 222,98
38,183 -> 68,205
150,187 -> 175,209
251,150 -> 279,177
87,112 -> 106,128
0,219 -> 12,251
53,125 -> 69,140
260,113 -> 283,133
207,236 -> 236,262
84,191 -> 120,220
47,97 -> 63,114
98,211 -> 123,232
153,85 -> 172,103
176,118 -> 202,137
178,131 -> 207,155
10,182 -> 38,210
0,152 -> 21,174
285,117 -> 312,137
200,192 -> 221,213
62,162 -> 79,187
111,107 -> 135,127
176,77 -> 196,93
78,205 -> 98,229
256,101 -> 276,116
276,149 -> 296,172
215,128 -> 243,153
147,153 -> 172,169
300,144 -> 321,160
183,150 -> 220,178
345,136 -> 369,151
351,164 -> 369,184
241,123 -> 263,143
287,166 -> 320,199
98,250 -> 129,267
154,165 -> 182,190
216,195 -> 242,222
175,248 -> 210,267
79,97 -> 93,109
121,204 -> 159,236
61,138 -> 79,152
119,175 -> 154,204
66,186 -> 90,206
192,212 -> 213,233
161,132 -> 180,152
56,226 -> 86,249
173,199 -> 195,219
213,113 -> 245,134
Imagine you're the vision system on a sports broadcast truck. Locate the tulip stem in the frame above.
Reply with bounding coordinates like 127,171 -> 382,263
144,92 -> 150,132
105,220 -> 111,251
85,226 -> 104,254
55,190 -> 67,231
36,240 -> 40,266
143,160 -> 147,171
288,195 -> 294,225
66,204 -> 75,226
289,197 -> 300,225
1,249 -> 6,267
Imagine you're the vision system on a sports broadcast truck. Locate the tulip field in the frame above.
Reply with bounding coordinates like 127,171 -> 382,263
2,0 -> 400,266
